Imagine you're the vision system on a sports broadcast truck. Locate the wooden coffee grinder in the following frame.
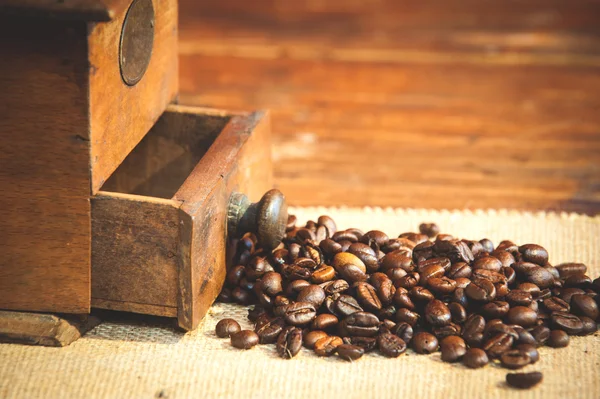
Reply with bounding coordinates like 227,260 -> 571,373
0,0 -> 287,346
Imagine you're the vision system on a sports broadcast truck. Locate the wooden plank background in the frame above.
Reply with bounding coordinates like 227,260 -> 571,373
178,0 -> 600,214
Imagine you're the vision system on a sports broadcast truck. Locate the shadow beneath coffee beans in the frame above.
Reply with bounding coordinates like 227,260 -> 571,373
84,309 -> 184,344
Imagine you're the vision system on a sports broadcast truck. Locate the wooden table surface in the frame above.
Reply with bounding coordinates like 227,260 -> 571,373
178,0 -> 600,215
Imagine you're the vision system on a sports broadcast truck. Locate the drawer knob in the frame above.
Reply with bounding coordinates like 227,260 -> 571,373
228,189 -> 288,250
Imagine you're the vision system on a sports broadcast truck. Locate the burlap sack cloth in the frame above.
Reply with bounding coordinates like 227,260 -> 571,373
1,208 -> 599,399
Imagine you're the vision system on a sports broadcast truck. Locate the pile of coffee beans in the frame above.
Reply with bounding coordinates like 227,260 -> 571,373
216,215 -> 599,389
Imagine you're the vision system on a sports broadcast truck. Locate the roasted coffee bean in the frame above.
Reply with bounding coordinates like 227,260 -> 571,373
377,334 -> 407,358
424,299 -> 452,327
472,269 -> 507,284
447,262 -> 472,279
399,232 -> 429,245
296,285 -> 326,308
547,329 -> 569,348
515,343 -> 539,363
555,263 -> 587,279
276,326 -> 303,359
256,317 -> 286,344
579,316 -> 598,335
343,336 -> 378,352
322,279 -> 350,295
227,265 -> 246,286
369,273 -> 396,305
419,223 -> 440,238
392,287 -> 416,310
304,330 -> 328,349
485,323 -> 519,341
428,277 -> 457,295
513,327 -> 537,346
320,239 -> 342,259
500,349 -> 531,369
217,287 -> 233,303
559,287 -> 586,304
284,302 -> 317,326
317,215 -> 337,236
524,266 -> 554,289
338,263 -> 369,283
311,266 -> 336,284
232,287 -> 251,305
355,282 -> 383,311
517,282 -> 541,298
360,230 -> 389,248
311,314 -> 339,330
449,302 -> 467,323
518,244 -> 548,266
463,348 -> 489,368
314,335 -> 343,356
336,344 -> 365,361
335,294 -> 364,317
491,250 -> 516,268
285,279 -> 311,297
348,243 -> 380,273
391,322 -> 414,343
386,267 -> 408,281
246,257 -> 274,281
496,240 -> 519,253
452,288 -> 469,307
570,294 -> 599,320
563,274 -> 592,287
395,273 -> 420,290
259,272 -> 283,296
465,279 -> 496,302
481,301 -> 510,319
483,333 -> 514,358
215,318 -> 241,338
395,308 -> 420,326
377,305 -> 397,321
230,330 -> 259,350
248,306 -> 267,322
381,251 -> 414,272
530,326 -> 550,346
463,314 -> 486,341
506,306 -> 538,328
410,286 -> 435,303
333,252 -> 366,273
412,241 -> 435,263
412,332 -> 438,354
506,290 -> 532,307
440,336 -> 467,362
473,257 -> 503,272
282,265 -> 312,281
506,371 -> 543,389
542,297 -> 570,313
432,323 -> 462,339
479,238 -> 495,253
339,312 -> 380,337
286,215 -> 297,231
551,311 -> 583,335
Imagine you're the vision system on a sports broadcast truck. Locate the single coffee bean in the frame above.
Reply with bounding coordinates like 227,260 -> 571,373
452,288 -> 469,307
463,348 -> 489,368
491,250 -> 516,268
304,330 -> 328,349
276,326 -> 303,359
447,262 -> 472,279
231,287 -> 252,305
381,251 -> 414,272
410,286 -> 435,303
479,238 -> 495,253
555,263 -> 587,279
378,333 -> 407,358
296,285 -> 326,308
333,252 -> 366,273
343,336 -> 378,352
483,333 -> 514,358
506,306 -> 538,328
320,239 -> 342,258
563,274 -> 592,288
255,316 -> 286,344
570,294 -> 599,320
419,223 -> 439,238
336,344 -> 365,361
338,263 -> 369,283
317,215 -> 337,235
424,299 -> 452,327
473,257 -> 503,272
518,244 -> 549,266
284,302 -> 317,326
391,322 -> 414,343
440,335 -> 467,362
515,344 -> 539,363
230,330 -> 259,350
348,243 -> 380,273
465,279 -> 496,302
311,266 -> 336,284
321,279 -> 350,295
579,316 -> 598,335
335,294 -> 364,317
481,301 -> 510,319
462,314 -> 486,344
360,230 -> 389,247
525,266 -> 554,289
428,277 -> 457,295
485,323 -> 519,341
311,314 -> 339,330
517,282 -> 541,298
559,288 -> 586,304
355,282 -> 383,311
432,323 -> 462,339
542,297 -> 570,313
506,371 -> 543,389
314,335 -> 343,356
259,272 -> 283,296
500,349 -> 531,369
247,306 -> 267,322
412,332 -> 438,354
547,329 -> 570,348
395,273 -> 420,290
339,312 -> 380,337
551,311 -> 583,335
395,308 -> 420,326
215,318 -> 241,338
449,302 -> 467,323
530,326 -> 550,347
369,273 -> 396,305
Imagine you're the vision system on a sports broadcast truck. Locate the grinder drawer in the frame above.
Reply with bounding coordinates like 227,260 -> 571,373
91,104 -> 273,331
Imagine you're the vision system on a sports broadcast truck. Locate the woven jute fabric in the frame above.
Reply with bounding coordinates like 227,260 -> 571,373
1,207 -> 599,399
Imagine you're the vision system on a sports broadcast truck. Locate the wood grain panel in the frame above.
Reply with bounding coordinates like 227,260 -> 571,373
0,18 -> 91,313
89,0 -> 178,193
178,0 -> 600,215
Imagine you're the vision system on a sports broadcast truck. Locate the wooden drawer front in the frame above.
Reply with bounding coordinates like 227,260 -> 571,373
89,0 -> 179,194
91,105 -> 272,330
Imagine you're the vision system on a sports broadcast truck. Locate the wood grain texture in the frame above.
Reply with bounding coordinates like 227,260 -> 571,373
0,0 -> 128,21
0,18 -> 91,314
178,0 -> 600,215
176,110 -> 272,330
91,192 -> 181,311
89,0 -> 178,193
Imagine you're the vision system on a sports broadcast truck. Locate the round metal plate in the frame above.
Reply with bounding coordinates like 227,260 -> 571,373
119,0 -> 154,86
